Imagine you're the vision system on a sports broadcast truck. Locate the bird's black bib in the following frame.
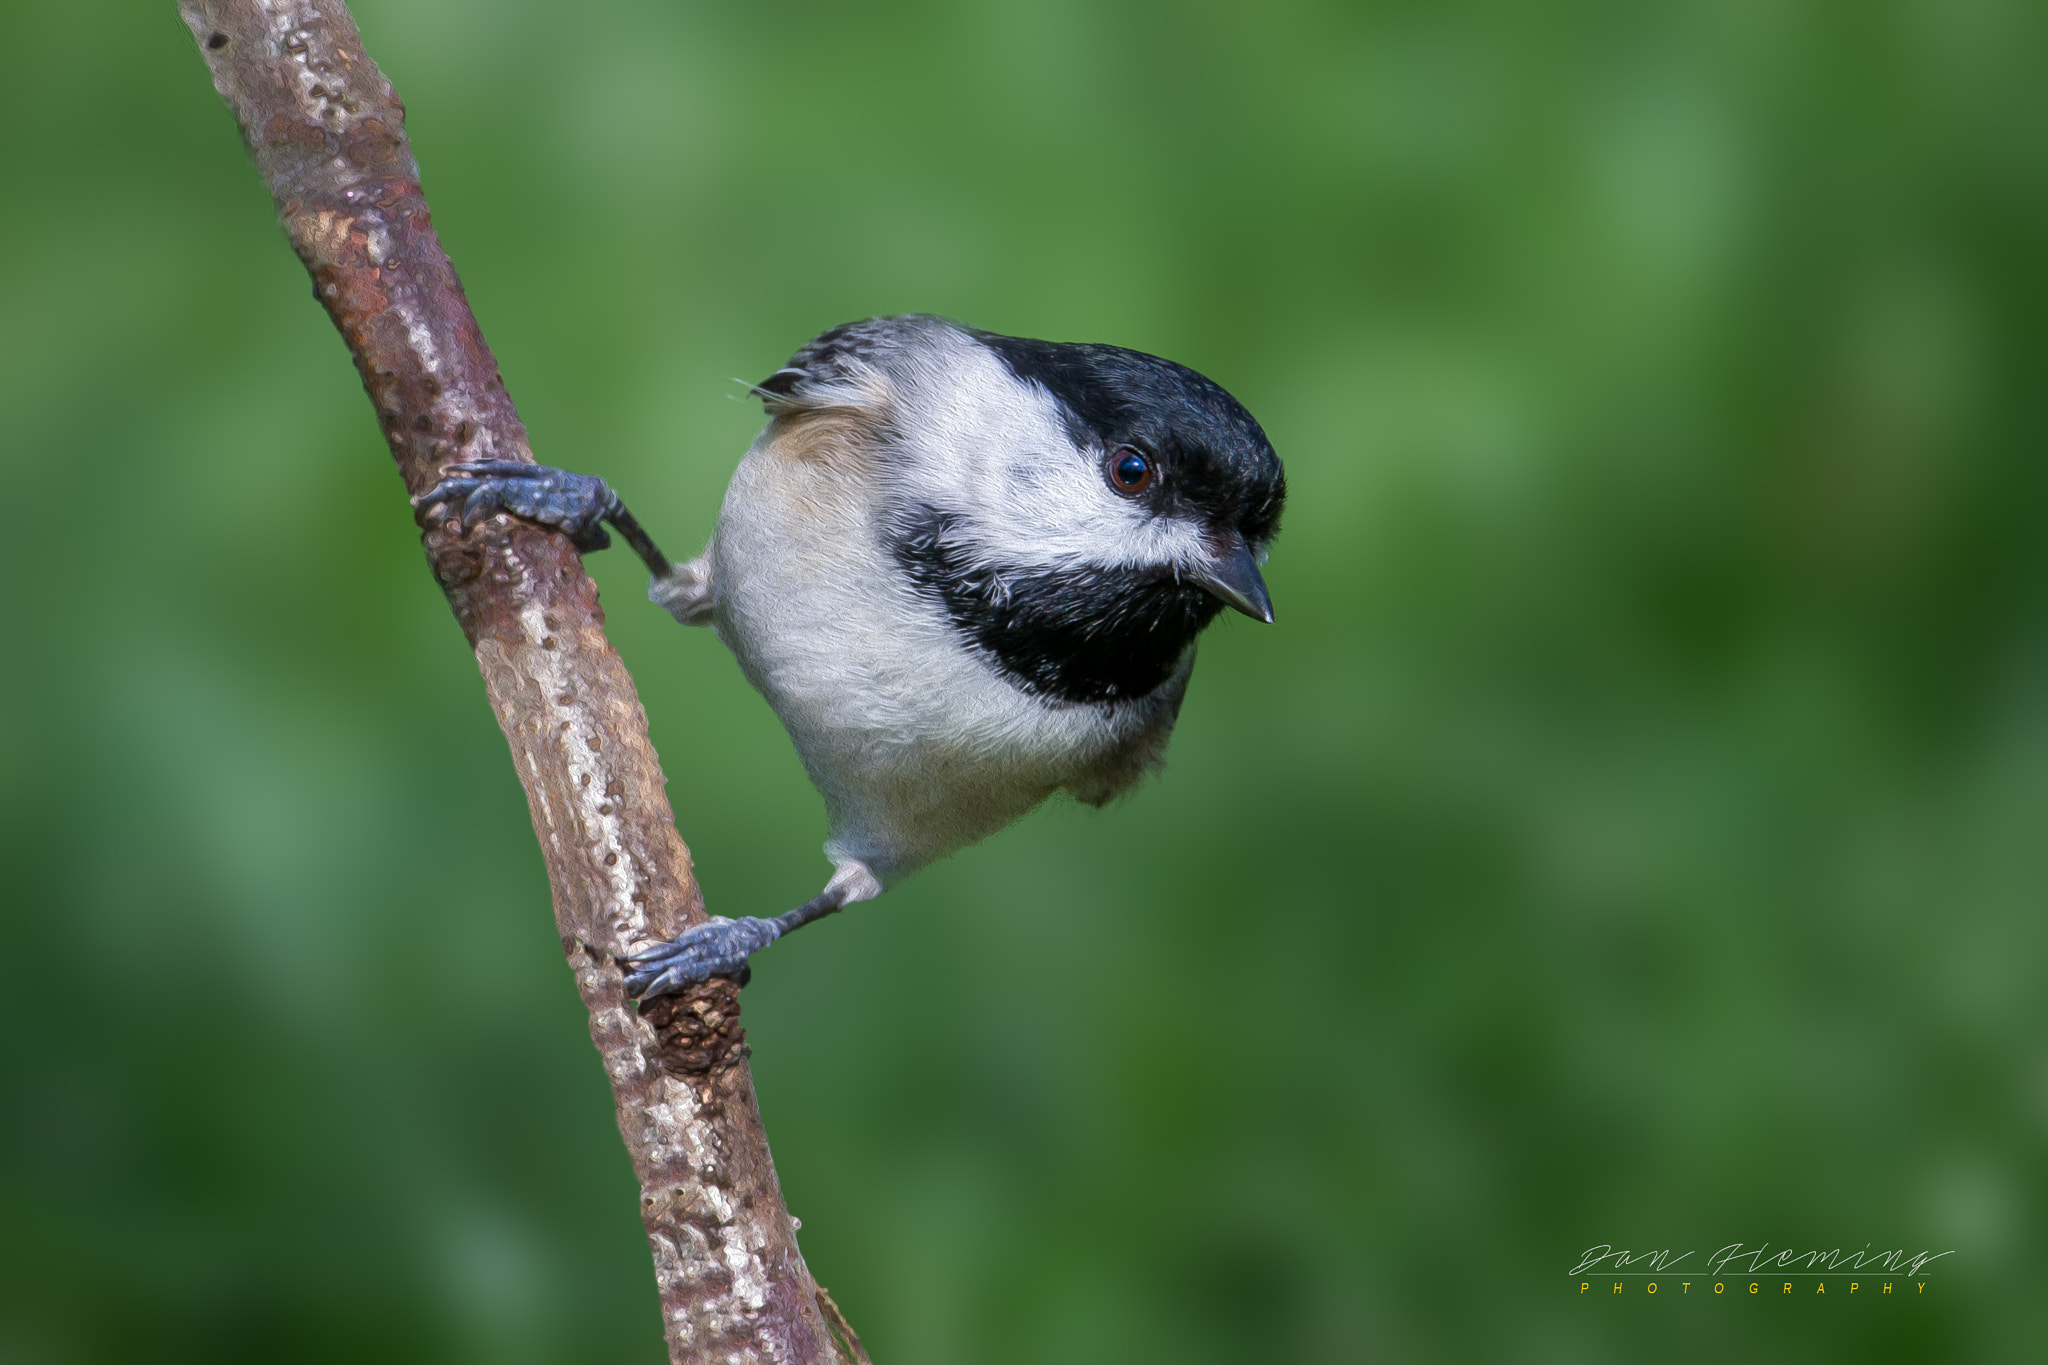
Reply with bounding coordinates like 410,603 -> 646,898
890,505 -> 1222,705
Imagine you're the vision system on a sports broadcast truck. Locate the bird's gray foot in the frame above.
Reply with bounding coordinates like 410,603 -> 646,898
620,865 -> 879,1001
622,916 -> 784,998
414,460 -> 671,574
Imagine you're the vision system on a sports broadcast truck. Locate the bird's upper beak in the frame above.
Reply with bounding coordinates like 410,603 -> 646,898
1189,534 -> 1274,623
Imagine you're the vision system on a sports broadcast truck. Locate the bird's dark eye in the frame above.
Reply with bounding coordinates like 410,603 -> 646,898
1108,446 -> 1154,495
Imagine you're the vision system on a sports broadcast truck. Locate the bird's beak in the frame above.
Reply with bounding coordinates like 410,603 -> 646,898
1189,535 -> 1274,623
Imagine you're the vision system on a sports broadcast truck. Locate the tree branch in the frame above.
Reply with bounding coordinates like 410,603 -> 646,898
174,4 -> 857,1360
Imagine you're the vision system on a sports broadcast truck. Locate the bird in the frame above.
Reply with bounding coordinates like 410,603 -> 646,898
416,314 -> 1285,999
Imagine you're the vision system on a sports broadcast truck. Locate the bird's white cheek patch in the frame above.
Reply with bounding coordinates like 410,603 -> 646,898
882,324 -> 1221,574
966,487 -> 1213,576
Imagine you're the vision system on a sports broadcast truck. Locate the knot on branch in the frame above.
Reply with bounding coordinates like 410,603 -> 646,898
421,516 -> 485,586
641,981 -> 749,1077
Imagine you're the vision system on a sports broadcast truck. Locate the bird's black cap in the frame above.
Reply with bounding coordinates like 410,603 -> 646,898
970,330 -> 1286,549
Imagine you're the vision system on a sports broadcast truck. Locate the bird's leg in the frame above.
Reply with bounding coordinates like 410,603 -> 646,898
622,862 -> 883,1000
413,460 -> 673,577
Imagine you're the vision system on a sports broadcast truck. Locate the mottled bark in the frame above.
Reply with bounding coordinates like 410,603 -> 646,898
174,4 -> 848,1359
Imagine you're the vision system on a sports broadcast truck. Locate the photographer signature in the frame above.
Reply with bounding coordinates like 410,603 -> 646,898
1570,1243 -> 1954,1279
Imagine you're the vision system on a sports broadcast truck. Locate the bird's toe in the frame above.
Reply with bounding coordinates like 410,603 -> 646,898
621,915 -> 782,1000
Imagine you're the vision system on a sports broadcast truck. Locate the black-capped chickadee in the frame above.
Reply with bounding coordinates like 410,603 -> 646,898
419,315 -> 1285,998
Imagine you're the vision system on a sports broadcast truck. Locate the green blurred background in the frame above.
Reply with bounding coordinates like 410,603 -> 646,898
3,0 -> 2044,1360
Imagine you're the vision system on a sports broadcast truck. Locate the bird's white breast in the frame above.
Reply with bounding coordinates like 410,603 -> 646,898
709,403 -> 1183,884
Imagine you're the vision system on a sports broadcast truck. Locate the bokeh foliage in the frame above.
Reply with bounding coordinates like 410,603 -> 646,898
4,0 -> 2046,1360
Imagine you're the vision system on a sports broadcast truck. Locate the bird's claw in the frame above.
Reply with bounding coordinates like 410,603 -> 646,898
622,915 -> 785,1000
414,460 -> 621,552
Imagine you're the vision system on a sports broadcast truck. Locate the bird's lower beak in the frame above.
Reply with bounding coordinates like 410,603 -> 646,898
1190,536 -> 1275,623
